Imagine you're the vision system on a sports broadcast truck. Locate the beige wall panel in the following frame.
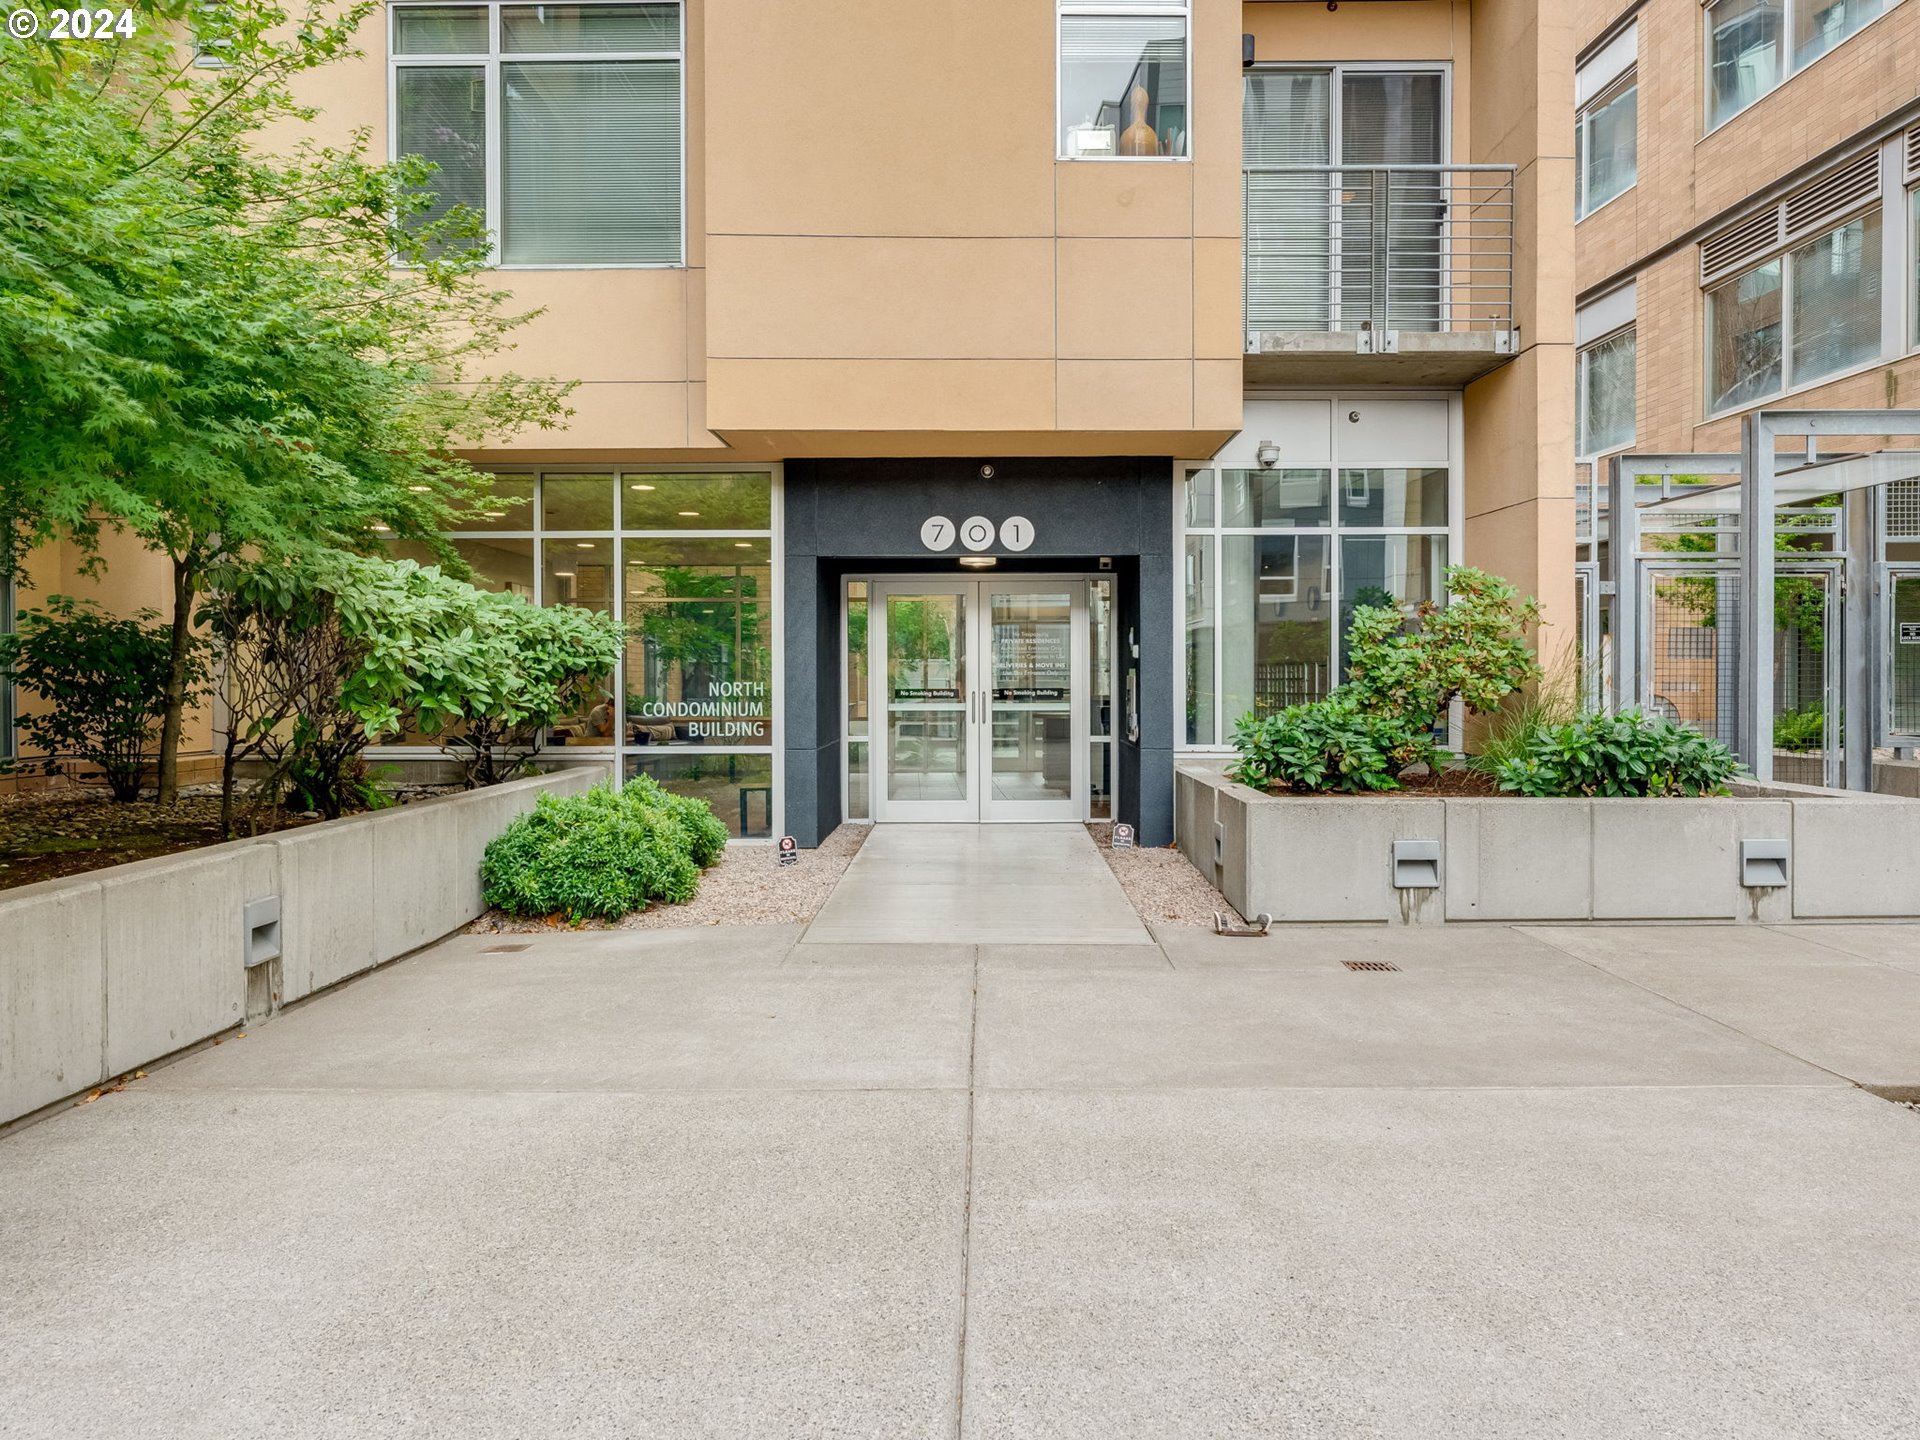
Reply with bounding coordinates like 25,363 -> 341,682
1689,359 -> 1920,455
1515,158 -> 1577,346
281,3 -> 386,154
1573,185 -> 1644,295
470,271 -> 692,385
1190,0 -> 1246,239
1464,346 -> 1577,517
1243,1 -> 1458,62
479,381 -> 694,454
1470,0 -> 1546,166
707,236 -> 1055,361
1056,361 -> 1195,432
1465,496 -> 1579,657
707,359 -> 1058,434
1576,1 -> 1636,52
1057,240 -> 1195,360
1056,164 -> 1195,240
1632,251 -> 1702,456
1192,360 -> 1245,439
703,0 -> 1053,238
1193,236 -> 1243,361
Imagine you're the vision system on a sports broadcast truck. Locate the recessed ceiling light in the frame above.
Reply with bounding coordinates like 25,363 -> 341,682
483,510 -> 506,518
553,570 -> 575,579
677,510 -> 699,517
575,542 -> 595,549
630,483 -> 656,491
371,523 -> 392,532
957,555 -> 997,568
734,542 -> 752,548
408,485 -> 431,492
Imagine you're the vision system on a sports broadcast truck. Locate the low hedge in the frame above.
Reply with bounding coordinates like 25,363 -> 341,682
480,776 -> 728,922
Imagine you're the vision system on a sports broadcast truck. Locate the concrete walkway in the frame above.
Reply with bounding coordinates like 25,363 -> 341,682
802,822 -> 1150,946
3,921 -> 1920,1437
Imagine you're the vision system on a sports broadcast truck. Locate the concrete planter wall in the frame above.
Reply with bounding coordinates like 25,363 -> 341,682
1,767 -> 604,1126
1176,761 -> 1920,927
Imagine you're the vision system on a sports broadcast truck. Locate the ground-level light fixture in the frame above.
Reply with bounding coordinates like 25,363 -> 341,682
958,555 -> 997,569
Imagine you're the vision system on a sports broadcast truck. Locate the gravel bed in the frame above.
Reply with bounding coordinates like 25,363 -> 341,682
1086,821 -> 1242,927
469,822 -> 869,932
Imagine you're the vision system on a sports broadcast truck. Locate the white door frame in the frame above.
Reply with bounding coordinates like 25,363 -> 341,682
870,576 -> 1091,824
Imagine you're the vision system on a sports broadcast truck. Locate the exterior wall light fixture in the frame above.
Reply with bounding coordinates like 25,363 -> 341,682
1255,440 -> 1281,469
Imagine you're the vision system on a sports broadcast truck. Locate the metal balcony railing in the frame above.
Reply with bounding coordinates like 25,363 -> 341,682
1243,164 -> 1515,342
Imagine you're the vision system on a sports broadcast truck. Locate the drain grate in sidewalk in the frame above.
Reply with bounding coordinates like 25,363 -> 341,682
1342,960 -> 1401,972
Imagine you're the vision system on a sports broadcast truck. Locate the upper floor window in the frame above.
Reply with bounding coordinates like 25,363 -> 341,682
1707,209 -> 1882,413
1707,0 -> 1895,130
1576,24 -> 1636,218
1059,1 -> 1188,159
1577,286 -> 1637,458
391,2 -> 683,266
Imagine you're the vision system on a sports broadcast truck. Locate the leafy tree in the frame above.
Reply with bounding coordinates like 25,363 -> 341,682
0,0 -> 571,801
0,596 -> 206,800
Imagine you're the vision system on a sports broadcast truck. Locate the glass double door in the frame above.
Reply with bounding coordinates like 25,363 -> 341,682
872,579 -> 1089,823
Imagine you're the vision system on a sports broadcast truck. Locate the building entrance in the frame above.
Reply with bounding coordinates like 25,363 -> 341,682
871,577 -> 1091,823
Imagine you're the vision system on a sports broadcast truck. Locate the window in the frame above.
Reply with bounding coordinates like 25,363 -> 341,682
1577,73 -> 1636,217
1576,24 -> 1637,217
1180,443 -> 1452,747
1913,187 -> 1920,350
382,469 -> 778,837
1707,211 -> 1881,413
1708,0 -> 1893,129
391,3 -> 683,265
1059,1 -> 1188,159
1577,327 -> 1636,458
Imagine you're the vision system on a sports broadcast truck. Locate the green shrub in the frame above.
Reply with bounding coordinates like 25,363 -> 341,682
1469,646 -> 1592,778
480,776 -> 727,922
1229,566 -> 1542,793
0,596 -> 206,801
1231,695 -> 1425,794
1773,704 -> 1825,753
1491,710 -> 1741,798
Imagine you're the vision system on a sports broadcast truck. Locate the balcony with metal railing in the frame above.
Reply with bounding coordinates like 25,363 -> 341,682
1244,164 -> 1517,385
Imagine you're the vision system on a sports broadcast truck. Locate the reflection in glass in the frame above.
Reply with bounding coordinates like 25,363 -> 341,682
394,66 -> 486,253
1184,468 -> 1215,527
1184,535 -> 1215,745
625,538 -> 770,600
886,593 -> 967,803
501,3 -> 679,52
1089,578 -> 1113,738
990,592 -> 1073,804
1789,212 -> 1880,387
1059,15 -> 1188,158
385,537 -> 535,597
1792,0 -> 1882,69
626,752 -> 772,839
541,474 -> 615,530
1223,535 -> 1334,723
1708,259 -> 1783,412
543,537 -> 615,746
622,472 -> 772,530
450,477 -> 535,533
393,5 -> 487,54
1223,469 -> 1330,528
1709,0 -> 1783,127
624,599 -> 770,748
1340,535 -> 1448,661
846,581 -> 870,739
1338,468 -> 1448,527
1577,75 -> 1637,218
1089,740 -> 1112,820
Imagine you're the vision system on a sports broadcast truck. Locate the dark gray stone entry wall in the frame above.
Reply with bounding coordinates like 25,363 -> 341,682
783,457 -> 1174,847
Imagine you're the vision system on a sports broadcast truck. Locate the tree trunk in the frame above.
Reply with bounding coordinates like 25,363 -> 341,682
156,554 -> 195,805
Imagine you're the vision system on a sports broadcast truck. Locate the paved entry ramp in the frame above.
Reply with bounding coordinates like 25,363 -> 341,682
804,824 -> 1151,946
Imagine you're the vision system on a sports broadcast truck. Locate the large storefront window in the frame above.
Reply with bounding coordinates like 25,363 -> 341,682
384,468 -> 777,837
1181,456 -> 1451,749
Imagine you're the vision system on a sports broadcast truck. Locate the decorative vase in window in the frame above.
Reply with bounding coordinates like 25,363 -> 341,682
1118,84 -> 1160,157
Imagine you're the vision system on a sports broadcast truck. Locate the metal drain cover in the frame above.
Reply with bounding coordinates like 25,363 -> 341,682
1342,959 -> 1400,972
482,943 -> 531,954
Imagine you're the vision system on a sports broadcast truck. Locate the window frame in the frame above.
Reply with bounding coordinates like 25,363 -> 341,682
1575,66 -> 1638,220
1704,206 -> 1885,418
1056,0 -> 1193,163
373,464 -> 784,842
387,0 -> 687,270
1173,397 -> 1464,753
1705,0 -> 1903,134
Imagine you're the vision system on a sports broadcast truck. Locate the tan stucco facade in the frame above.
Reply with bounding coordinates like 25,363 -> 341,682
10,0 -> 1576,779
